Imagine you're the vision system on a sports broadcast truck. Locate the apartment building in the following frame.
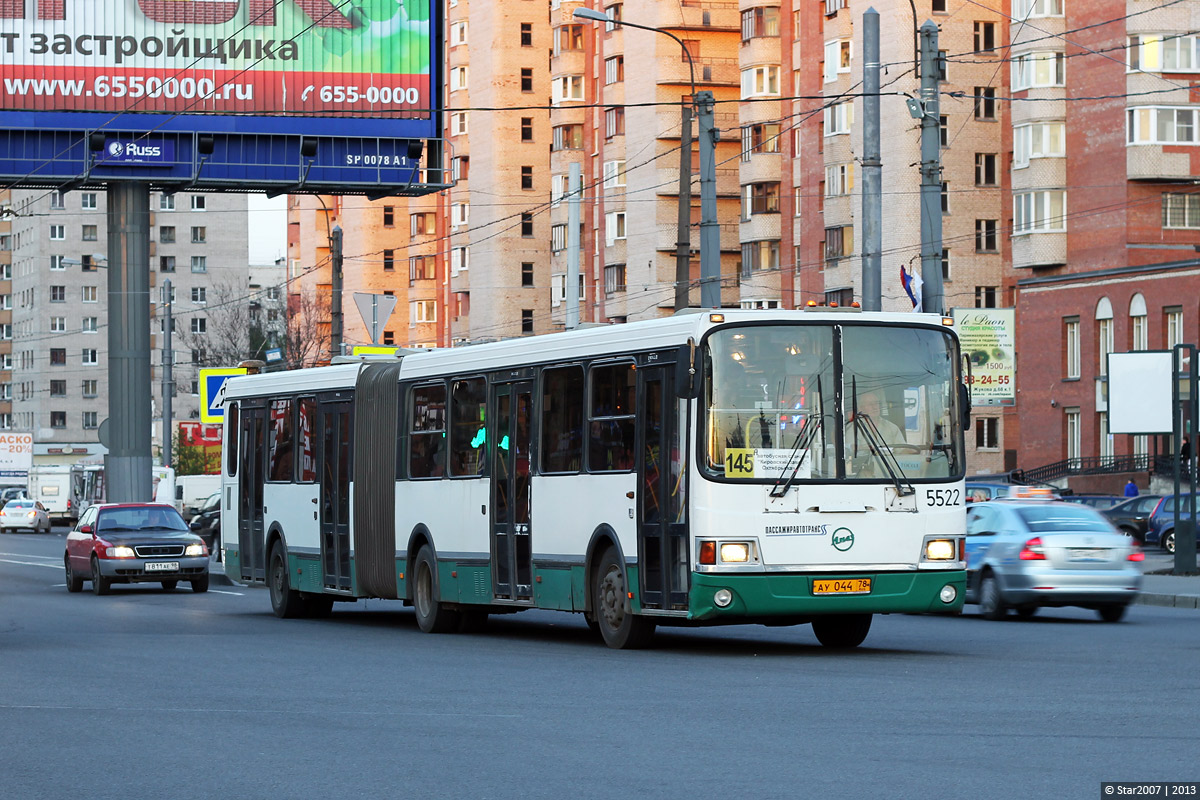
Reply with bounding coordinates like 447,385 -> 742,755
5,188 -> 249,463
1008,0 -> 1200,470
0,190 -> 12,433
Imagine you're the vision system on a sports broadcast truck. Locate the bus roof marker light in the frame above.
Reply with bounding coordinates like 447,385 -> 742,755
709,313 -> 725,323
942,316 -> 955,326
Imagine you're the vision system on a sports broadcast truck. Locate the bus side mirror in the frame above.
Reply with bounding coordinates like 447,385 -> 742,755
674,344 -> 700,399
959,383 -> 971,431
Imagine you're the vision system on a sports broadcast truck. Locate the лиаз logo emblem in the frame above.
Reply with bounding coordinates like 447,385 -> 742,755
831,527 -> 855,552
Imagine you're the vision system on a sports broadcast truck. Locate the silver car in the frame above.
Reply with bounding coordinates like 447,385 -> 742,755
964,499 -> 1143,622
0,499 -> 51,533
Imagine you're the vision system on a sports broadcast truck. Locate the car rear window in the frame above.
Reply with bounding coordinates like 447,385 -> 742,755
5,501 -> 32,509
1015,505 -> 1115,533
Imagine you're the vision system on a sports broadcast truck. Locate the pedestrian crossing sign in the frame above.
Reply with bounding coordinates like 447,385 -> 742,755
199,368 -> 248,424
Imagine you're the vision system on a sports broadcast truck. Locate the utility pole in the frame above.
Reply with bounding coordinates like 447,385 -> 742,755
330,225 -> 343,358
697,90 -> 721,309
162,279 -> 173,469
674,105 -> 693,311
918,20 -> 945,315
566,162 -> 581,329
861,8 -> 882,312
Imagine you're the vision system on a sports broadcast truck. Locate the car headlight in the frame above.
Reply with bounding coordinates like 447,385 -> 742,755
184,544 -> 206,557
106,546 -> 135,559
924,539 -> 956,560
719,543 -> 750,563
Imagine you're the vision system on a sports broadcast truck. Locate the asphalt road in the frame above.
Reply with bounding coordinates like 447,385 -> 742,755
2,528 -> 1197,800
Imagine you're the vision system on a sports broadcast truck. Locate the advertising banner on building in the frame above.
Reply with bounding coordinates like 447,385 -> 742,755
0,0 -> 434,120
0,432 -> 35,481
952,308 -> 1016,407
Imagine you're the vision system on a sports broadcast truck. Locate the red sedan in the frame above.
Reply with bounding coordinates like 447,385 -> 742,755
64,503 -> 210,595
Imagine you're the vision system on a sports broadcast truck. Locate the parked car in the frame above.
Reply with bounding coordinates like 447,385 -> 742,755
1102,494 -> 1164,543
1061,494 -> 1123,509
1145,493 -> 1199,554
0,499 -> 51,533
188,491 -> 221,557
966,482 -> 1009,503
64,503 -> 210,595
964,498 -> 1143,622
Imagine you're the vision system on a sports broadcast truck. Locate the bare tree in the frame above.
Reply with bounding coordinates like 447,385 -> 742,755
282,288 -> 330,369
175,276 -> 253,368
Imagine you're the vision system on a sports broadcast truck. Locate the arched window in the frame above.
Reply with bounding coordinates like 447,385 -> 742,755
1129,293 -> 1147,350
1096,297 -> 1113,376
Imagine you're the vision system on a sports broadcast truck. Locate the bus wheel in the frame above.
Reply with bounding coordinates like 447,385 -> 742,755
812,614 -> 872,648
413,545 -> 461,633
269,542 -> 306,619
593,547 -> 655,649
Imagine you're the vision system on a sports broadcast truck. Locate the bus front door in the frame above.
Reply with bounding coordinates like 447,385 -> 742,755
638,367 -> 690,610
238,405 -> 268,582
490,382 -> 534,602
318,400 -> 353,591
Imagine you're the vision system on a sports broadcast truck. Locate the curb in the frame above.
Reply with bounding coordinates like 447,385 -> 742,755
1135,593 -> 1200,610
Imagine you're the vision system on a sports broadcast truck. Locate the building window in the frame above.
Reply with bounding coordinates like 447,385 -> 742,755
50,191 -> 65,209
50,255 -> 65,270
975,286 -> 997,308
823,226 -> 852,265
83,411 -> 98,429
82,225 -> 97,241
605,108 -> 625,138
411,301 -> 436,324
159,226 -> 176,243
1014,190 -> 1067,233
409,256 -> 435,282
82,286 -> 97,303
1128,34 -> 1200,72
191,318 -> 207,335
1166,306 -> 1184,349
521,117 -> 533,141
522,262 -> 534,287
742,123 -> 781,161
942,248 -> 951,282
451,247 -> 469,273
552,75 -> 584,103
50,316 -> 65,332
51,411 -> 67,429
742,182 -> 781,217
822,101 -> 852,136
450,20 -> 467,46
190,226 -> 206,243
605,263 -> 626,294
975,219 -> 998,252
410,213 -> 436,236
521,213 -> 534,238
1065,408 -> 1081,462
381,206 -> 394,227
82,317 -> 97,333
975,417 -> 999,448
605,212 -> 627,244
974,87 -> 996,120
1065,317 -> 1080,379
941,181 -> 950,213
1014,0 -> 1063,19
451,112 -> 469,136
1096,297 -> 1114,376
160,256 -> 175,272
50,348 -> 66,365
522,309 -> 534,334
603,160 -> 627,188
1163,192 -> 1200,228
382,249 -> 394,272
451,202 -> 469,228
1012,51 -> 1066,90
939,115 -> 949,147
191,256 -> 207,273
741,240 -> 781,277
823,39 -> 852,82
191,287 -> 207,304
1129,106 -> 1200,145
50,285 -> 66,302
741,65 -> 780,98
49,224 -> 64,240
1014,121 -> 1065,167
190,195 -> 206,211
521,22 -> 533,47
974,153 -> 998,186
159,194 -> 175,211
521,166 -> 534,190
50,380 -> 66,397
741,6 -> 780,41
932,0 -> 946,10
552,124 -> 583,150
551,224 -> 567,253
450,66 -> 468,91
1130,293 -> 1148,350
604,3 -> 622,32
974,21 -> 996,52
82,349 -> 98,365
556,24 -> 583,53
521,68 -> 534,92
605,56 -> 624,85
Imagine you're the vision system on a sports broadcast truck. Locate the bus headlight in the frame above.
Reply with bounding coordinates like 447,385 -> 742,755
714,588 -> 733,608
719,543 -> 750,563
924,539 -> 955,561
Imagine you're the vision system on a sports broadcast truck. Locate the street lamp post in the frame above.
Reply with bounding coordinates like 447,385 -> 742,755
573,7 -> 721,309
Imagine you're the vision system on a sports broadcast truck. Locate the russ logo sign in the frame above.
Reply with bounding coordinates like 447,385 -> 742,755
101,139 -> 173,165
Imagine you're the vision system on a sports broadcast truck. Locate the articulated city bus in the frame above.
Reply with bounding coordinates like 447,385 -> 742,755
221,309 -> 969,649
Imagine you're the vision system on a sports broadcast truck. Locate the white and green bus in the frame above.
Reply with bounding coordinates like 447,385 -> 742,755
220,309 -> 968,649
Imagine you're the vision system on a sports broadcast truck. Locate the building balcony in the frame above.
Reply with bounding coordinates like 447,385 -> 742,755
738,152 -> 782,185
1127,145 -> 1196,182
739,212 -> 782,241
1011,158 -> 1066,192
1011,232 -> 1066,268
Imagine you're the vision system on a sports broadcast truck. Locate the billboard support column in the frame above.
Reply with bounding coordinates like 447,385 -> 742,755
106,182 -> 152,503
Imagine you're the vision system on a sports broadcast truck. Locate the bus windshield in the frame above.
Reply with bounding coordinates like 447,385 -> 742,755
704,323 -> 963,482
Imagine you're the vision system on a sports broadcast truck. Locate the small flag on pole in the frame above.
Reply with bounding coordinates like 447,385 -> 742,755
900,266 -> 923,311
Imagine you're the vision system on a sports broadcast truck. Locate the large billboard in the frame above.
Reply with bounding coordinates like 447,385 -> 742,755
952,308 -> 1016,407
0,0 -> 445,194
0,432 -> 34,482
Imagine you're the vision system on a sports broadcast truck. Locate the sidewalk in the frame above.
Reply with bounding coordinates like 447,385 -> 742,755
1138,551 -> 1200,610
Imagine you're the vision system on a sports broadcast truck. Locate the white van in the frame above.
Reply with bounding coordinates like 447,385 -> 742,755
28,465 -> 75,521
174,474 -> 220,516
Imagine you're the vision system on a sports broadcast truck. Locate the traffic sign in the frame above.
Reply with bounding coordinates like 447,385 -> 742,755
199,368 -> 248,424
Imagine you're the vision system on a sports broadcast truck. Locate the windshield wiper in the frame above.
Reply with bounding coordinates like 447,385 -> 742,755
849,412 -> 915,497
769,412 -> 823,498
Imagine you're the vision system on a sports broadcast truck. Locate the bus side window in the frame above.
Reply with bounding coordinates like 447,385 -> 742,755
297,398 -> 317,482
410,383 -> 447,479
588,363 -> 636,472
226,402 -> 239,477
449,377 -> 487,477
268,398 -> 295,482
540,366 -> 584,474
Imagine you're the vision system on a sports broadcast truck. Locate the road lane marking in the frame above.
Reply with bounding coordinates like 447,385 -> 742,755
0,558 -> 60,569
0,551 -> 60,560
0,703 -> 522,718
211,590 -> 244,596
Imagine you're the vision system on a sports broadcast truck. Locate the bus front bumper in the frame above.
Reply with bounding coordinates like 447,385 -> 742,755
688,569 -> 966,621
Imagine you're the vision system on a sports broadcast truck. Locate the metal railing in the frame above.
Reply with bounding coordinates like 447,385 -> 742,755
1013,454 -> 1153,485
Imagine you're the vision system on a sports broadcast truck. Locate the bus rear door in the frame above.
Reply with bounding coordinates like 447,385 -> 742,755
317,397 -> 353,592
